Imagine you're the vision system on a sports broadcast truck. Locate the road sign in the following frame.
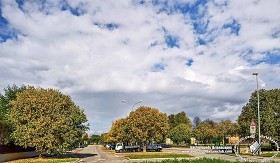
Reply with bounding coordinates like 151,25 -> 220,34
250,120 -> 256,127
250,120 -> 256,138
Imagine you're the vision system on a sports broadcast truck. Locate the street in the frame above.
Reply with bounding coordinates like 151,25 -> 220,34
73,145 -> 280,163
74,145 -> 125,163
73,145 -> 238,162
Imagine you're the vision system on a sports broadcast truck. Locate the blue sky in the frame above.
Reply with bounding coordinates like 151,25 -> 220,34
0,0 -> 280,134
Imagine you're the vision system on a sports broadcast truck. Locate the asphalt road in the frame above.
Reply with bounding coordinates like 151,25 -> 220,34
74,145 -> 125,163
163,147 -> 280,162
73,145 -> 280,163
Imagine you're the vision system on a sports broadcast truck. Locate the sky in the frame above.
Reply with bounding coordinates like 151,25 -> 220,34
0,0 -> 280,135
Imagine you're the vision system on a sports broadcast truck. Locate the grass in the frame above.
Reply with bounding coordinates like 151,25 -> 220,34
226,152 -> 279,157
6,157 -> 79,163
135,157 -> 278,163
260,152 -> 279,157
123,152 -> 193,159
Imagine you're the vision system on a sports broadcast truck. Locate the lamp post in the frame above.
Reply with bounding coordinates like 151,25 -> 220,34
253,72 -> 261,154
122,99 -> 143,110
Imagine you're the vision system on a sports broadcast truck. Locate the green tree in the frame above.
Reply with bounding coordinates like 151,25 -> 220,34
0,84 -> 27,144
169,124 -> 192,145
168,111 -> 192,129
9,87 -> 88,156
89,134 -> 101,144
237,89 -> 280,140
127,106 -> 169,151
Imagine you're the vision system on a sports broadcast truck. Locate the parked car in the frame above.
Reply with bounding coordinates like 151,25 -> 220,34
161,143 -> 172,148
109,144 -> 116,150
105,144 -> 111,149
146,143 -> 162,151
79,143 -> 85,148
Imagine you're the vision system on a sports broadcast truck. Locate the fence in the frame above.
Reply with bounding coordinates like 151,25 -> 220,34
0,144 -> 35,154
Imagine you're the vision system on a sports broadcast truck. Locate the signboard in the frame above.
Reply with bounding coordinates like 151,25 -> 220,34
250,120 -> 256,138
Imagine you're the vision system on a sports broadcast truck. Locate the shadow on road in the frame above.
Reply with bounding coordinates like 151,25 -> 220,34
43,152 -> 97,159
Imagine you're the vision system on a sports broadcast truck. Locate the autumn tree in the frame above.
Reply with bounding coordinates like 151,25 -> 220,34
168,124 -> 192,145
9,87 -> 88,156
101,133 -> 111,144
193,120 -> 218,144
127,106 -> 169,151
108,118 -> 133,144
237,89 -> 280,140
216,120 -> 239,144
0,84 -> 27,144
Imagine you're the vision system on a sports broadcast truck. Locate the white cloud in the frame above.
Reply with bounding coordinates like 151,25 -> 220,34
0,0 -> 279,133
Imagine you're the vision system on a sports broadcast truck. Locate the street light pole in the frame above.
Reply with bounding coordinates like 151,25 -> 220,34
122,100 -> 143,110
253,72 -> 261,154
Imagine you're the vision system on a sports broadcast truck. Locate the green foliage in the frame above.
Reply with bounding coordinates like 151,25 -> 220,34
88,134 -> 101,144
168,124 -> 192,145
9,87 -> 88,155
168,112 -> 192,129
0,84 -> 28,144
167,112 -> 193,145
237,89 -> 280,140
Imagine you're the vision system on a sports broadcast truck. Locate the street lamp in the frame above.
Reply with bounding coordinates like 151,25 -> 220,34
122,99 -> 143,110
253,72 -> 261,154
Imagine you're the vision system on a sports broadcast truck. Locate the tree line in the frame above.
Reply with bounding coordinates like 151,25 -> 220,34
103,88 -> 280,145
0,85 -> 88,156
1,84 -> 279,153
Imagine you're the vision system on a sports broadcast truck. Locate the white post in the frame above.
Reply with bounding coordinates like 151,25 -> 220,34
253,73 -> 261,155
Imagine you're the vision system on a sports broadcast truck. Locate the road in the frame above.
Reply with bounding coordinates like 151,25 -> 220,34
73,145 -> 125,163
163,147 -> 280,162
73,145 -> 280,162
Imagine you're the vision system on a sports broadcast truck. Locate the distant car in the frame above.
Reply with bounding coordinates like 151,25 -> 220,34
146,143 -> 162,151
109,144 -> 116,150
105,144 -> 111,149
161,143 -> 172,148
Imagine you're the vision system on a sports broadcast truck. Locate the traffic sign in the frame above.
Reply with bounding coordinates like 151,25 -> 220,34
250,120 -> 256,127
250,120 -> 256,138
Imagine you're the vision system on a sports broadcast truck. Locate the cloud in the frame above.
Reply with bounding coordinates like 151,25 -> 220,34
0,0 -> 279,133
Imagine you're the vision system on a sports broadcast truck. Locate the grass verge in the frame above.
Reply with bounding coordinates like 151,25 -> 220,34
135,157 -> 277,163
124,153 -> 193,159
226,152 -> 279,157
6,157 -> 79,163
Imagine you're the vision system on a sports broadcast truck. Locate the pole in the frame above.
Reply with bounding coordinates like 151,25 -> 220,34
122,100 -> 143,110
253,73 -> 261,154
